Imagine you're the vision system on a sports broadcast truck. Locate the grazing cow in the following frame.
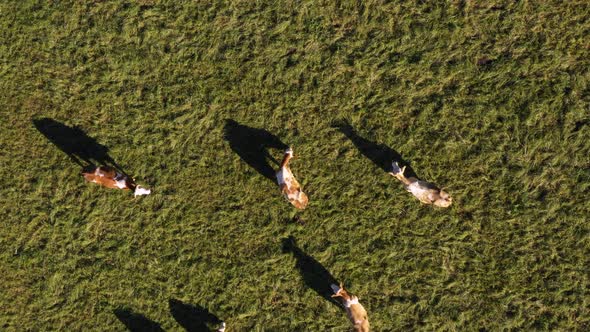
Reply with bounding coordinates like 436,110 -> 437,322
389,161 -> 452,207
276,147 -> 308,209
217,321 -> 226,332
331,283 -> 370,332
82,166 -> 151,197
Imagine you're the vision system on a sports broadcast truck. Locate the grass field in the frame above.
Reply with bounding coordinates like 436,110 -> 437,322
1,0 -> 589,330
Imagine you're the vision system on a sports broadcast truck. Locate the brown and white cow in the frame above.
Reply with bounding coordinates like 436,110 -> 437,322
276,147 -> 308,209
331,283 -> 370,332
82,166 -> 151,197
389,161 -> 452,207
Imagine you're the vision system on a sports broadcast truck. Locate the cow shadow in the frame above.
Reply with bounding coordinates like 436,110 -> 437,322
223,119 -> 288,182
32,117 -> 127,175
281,236 -> 341,308
114,308 -> 164,332
333,119 -> 417,178
169,299 -> 222,332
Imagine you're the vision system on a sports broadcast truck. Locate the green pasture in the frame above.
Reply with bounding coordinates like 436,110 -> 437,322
1,1 -> 589,330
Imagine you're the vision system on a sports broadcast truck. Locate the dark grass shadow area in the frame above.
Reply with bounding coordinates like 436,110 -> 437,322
223,119 -> 288,182
169,299 -> 222,332
281,236 -> 341,308
333,119 -> 418,178
32,117 -> 127,175
114,308 -> 164,332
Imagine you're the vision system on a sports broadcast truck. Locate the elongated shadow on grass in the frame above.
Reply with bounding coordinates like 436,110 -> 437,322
333,119 -> 417,177
169,299 -> 222,332
223,119 -> 288,182
281,236 -> 341,308
32,117 -> 127,175
114,308 -> 164,332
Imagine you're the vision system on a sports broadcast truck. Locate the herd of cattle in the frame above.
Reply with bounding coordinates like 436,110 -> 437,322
82,146 -> 451,331
35,116 -> 453,331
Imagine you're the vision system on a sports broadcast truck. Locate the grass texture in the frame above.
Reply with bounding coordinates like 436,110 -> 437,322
1,0 -> 589,330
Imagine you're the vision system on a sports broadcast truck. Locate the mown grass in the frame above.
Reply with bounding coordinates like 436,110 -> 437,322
1,0 -> 589,330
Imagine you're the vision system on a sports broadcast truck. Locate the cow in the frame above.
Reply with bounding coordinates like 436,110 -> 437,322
82,166 -> 151,197
276,147 -> 308,209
